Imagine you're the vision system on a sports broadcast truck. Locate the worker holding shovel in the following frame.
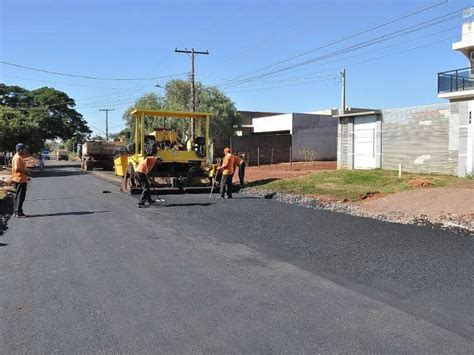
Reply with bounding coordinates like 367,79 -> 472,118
136,145 -> 163,208
217,147 -> 235,199
233,153 -> 246,187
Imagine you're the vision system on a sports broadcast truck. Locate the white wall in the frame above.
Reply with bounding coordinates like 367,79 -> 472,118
252,114 -> 293,134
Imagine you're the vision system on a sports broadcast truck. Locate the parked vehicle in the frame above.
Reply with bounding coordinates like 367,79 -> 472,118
57,149 -> 69,161
81,141 -> 122,171
41,150 -> 51,160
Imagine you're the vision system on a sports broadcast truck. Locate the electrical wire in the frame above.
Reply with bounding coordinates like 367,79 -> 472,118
0,60 -> 188,81
220,10 -> 462,89
216,4 -> 459,89
223,24 -> 459,90
224,34 -> 457,93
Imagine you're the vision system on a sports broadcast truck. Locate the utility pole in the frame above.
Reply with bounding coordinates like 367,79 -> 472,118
99,108 -> 115,141
175,47 -> 209,140
341,68 -> 346,115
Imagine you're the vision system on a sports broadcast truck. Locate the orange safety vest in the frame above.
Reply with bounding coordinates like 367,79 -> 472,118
233,155 -> 243,168
136,157 -> 156,174
221,153 -> 235,176
11,153 -> 28,183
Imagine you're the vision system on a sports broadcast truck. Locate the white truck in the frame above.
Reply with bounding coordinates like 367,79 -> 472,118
57,149 -> 69,161
81,141 -> 120,171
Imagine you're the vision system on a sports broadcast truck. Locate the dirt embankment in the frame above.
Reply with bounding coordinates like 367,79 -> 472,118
357,183 -> 474,227
0,192 -> 13,236
240,161 -> 336,183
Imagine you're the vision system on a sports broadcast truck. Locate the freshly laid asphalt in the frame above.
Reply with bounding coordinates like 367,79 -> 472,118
0,164 -> 473,353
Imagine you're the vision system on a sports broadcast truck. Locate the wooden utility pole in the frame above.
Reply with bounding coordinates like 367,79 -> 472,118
99,108 -> 115,141
175,48 -> 209,140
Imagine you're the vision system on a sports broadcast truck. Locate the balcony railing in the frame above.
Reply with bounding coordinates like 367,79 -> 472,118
438,67 -> 474,94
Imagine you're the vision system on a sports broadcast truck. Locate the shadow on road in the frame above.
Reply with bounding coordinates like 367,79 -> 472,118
164,203 -> 212,207
27,192 -> 112,201
33,169 -> 86,178
0,242 -> 8,247
26,210 -> 110,218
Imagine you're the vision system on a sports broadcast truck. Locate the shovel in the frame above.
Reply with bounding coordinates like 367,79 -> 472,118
209,175 -> 217,199
209,158 -> 221,199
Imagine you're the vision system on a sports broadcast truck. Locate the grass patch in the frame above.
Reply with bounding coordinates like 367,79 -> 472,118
261,169 -> 465,201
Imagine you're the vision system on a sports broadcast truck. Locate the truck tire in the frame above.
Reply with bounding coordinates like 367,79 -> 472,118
84,161 -> 93,171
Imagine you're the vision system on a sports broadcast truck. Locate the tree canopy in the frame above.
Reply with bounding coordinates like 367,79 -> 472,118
0,84 -> 91,152
122,80 -> 240,141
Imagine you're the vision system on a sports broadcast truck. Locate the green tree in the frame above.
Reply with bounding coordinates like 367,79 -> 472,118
123,92 -> 165,134
122,80 -> 240,142
109,127 -> 131,143
0,84 -> 91,152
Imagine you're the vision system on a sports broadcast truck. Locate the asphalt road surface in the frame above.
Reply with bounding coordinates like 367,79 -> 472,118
1,165 -> 473,353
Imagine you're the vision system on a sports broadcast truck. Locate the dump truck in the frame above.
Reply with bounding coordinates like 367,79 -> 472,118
81,141 -> 121,171
57,149 -> 69,161
114,109 -> 218,193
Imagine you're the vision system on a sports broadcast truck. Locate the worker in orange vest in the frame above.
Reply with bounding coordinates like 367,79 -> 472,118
217,147 -> 235,199
136,145 -> 163,208
233,154 -> 246,187
11,143 -> 31,218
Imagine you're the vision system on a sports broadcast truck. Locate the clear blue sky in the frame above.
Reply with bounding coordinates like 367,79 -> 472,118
1,0 -> 472,136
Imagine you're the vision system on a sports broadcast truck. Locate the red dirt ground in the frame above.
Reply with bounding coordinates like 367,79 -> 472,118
239,161 -> 336,183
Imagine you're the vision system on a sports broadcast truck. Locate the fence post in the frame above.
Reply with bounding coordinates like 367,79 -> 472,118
271,148 -> 274,165
257,147 -> 260,167
290,147 -> 293,171
247,151 -> 250,167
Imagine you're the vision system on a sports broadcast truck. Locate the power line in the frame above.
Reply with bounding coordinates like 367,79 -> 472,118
219,9 -> 461,89
0,60 -> 188,81
243,24 -> 459,81
216,2 -> 454,88
222,24 -> 459,90
0,74 -> 128,90
215,0 -> 449,88
225,76 -> 339,93
224,34 -> 457,93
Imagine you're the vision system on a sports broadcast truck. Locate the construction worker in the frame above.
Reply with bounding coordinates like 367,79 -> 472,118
37,153 -> 45,172
136,145 -> 163,208
11,143 -> 30,218
233,154 -> 246,187
217,147 -> 235,199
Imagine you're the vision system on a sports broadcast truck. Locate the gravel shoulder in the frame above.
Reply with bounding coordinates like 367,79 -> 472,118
358,183 -> 473,219
243,187 -> 474,234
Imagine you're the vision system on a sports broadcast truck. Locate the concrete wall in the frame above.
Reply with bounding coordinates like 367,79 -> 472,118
337,101 -> 472,176
381,103 -> 460,175
457,100 -> 472,176
231,133 -> 292,166
291,114 -> 338,161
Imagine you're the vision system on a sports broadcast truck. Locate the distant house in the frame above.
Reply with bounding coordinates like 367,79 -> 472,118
232,111 -> 338,165
237,110 -> 284,136
336,8 -> 474,177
